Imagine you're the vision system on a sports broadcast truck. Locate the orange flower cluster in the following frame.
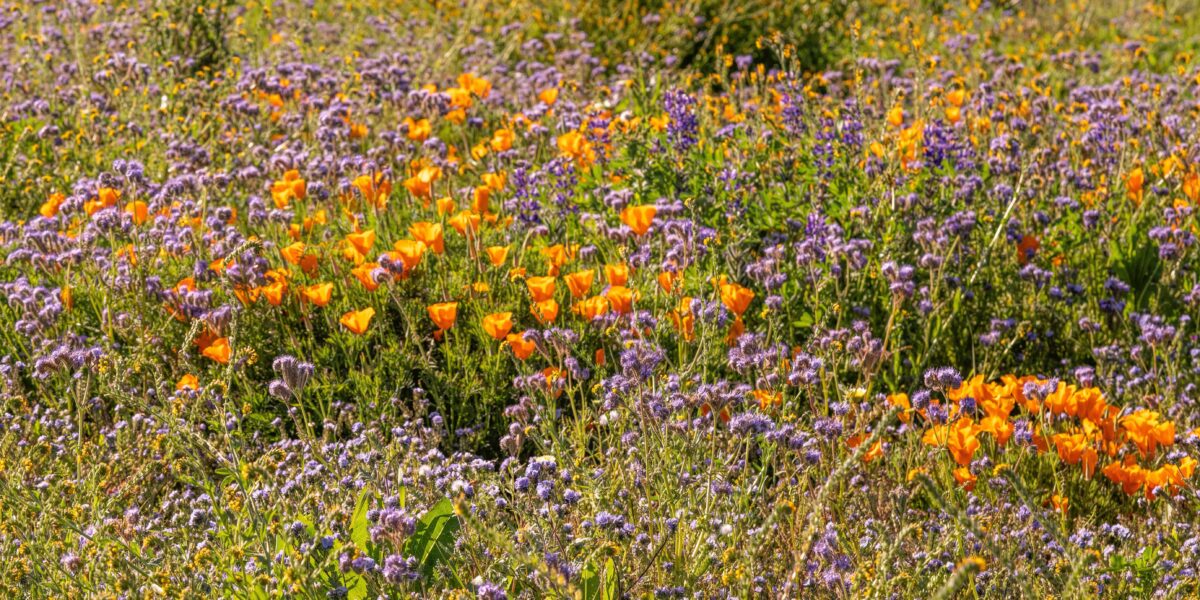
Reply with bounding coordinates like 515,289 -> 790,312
905,375 -> 1196,498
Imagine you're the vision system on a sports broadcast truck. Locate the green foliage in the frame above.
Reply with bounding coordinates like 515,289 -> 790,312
149,0 -> 237,73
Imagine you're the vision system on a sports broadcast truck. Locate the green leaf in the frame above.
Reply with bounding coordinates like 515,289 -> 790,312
350,488 -> 371,550
346,574 -> 367,600
404,498 -> 461,582
603,558 -> 618,600
579,562 -> 601,599
578,558 -> 617,600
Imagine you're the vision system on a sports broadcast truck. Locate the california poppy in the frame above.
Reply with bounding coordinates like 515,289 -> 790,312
353,173 -> 392,208
604,263 -> 629,287
176,374 -> 200,391
482,246 -> 507,267
946,418 -> 980,466
490,128 -> 514,153
1017,235 -> 1039,265
483,312 -> 514,340
575,296 -> 610,321
556,130 -> 595,167
620,204 -> 657,236
953,467 -> 976,491
1126,167 -> 1145,204
301,283 -> 334,306
719,282 -> 754,316
85,187 -> 121,216
564,270 -> 594,298
532,299 -> 559,324
340,307 -> 375,335
408,222 -> 445,254
471,186 -> 490,214
351,263 -> 382,292
657,270 -> 682,294
404,117 -> 431,142
263,280 -> 288,306
506,332 -> 537,360
427,302 -> 458,330
40,192 -> 64,218
271,170 -> 306,209
346,230 -> 376,257
200,336 -> 231,364
391,240 -> 427,273
526,276 -> 556,302
124,201 -> 150,226
281,242 -> 306,266
403,166 -> 442,200
448,211 -> 481,236
605,286 -> 635,314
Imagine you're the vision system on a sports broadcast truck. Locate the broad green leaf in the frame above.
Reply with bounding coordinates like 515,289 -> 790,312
350,488 -> 371,550
579,562 -> 601,599
404,498 -> 460,581
603,558 -> 618,600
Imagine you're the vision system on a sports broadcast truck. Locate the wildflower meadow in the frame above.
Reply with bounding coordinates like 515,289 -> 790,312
2,0 -> 1200,597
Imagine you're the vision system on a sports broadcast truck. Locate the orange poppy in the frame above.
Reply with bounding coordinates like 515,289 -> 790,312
301,283 -> 334,306
605,286 -> 635,314
604,263 -> 629,286
472,186 -> 490,214
85,187 -> 121,216
263,280 -> 288,306
40,192 -> 65,218
620,204 -> 657,236
281,242 -> 306,266
719,282 -> 754,316
506,332 -> 537,360
346,230 -> 376,256
575,296 -> 610,321
124,201 -> 150,226
486,246 -> 509,267
403,166 -> 442,200
271,170 -> 306,209
404,117 -> 431,142
353,173 -> 392,208
846,434 -> 884,463
1126,167 -> 1145,204
200,336 -> 231,364
946,418 -> 980,467
482,172 -> 506,192
448,211 -> 481,236
564,270 -> 594,298
490,128 -> 514,153
351,263 -> 382,292
427,302 -> 458,330
408,222 -> 445,254
340,307 -> 375,335
1016,235 -> 1039,265
391,240 -> 427,273
953,467 -> 976,491
557,130 -> 595,167
657,270 -> 682,294
483,312 -> 514,340
532,299 -> 559,324
176,374 -> 200,391
526,276 -> 556,302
